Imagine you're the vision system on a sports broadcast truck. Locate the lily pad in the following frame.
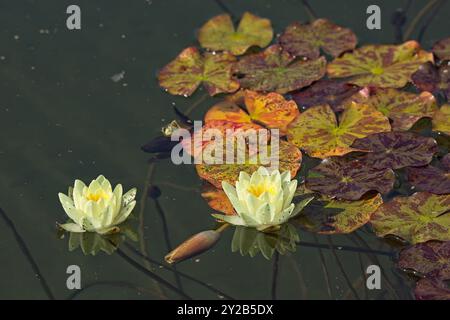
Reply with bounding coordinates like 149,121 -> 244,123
234,45 -> 327,94
327,41 -> 434,88
344,88 -> 438,131
286,103 -> 391,159
196,140 -> 302,189
158,47 -> 239,96
306,157 -> 395,200
291,79 -> 360,112
433,37 -> 450,61
201,183 -> 236,215
297,193 -> 383,234
415,279 -> 450,300
351,132 -> 437,170
198,12 -> 273,56
279,19 -> 357,59
433,105 -> 450,135
370,192 -> 450,244
412,62 -> 450,101
406,156 -> 450,195
398,241 -> 450,279
205,91 -> 300,133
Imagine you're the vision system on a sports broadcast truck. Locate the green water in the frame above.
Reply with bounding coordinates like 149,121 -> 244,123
0,0 -> 449,299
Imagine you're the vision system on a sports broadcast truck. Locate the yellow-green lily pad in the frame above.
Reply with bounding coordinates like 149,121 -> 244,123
198,12 -> 273,56
158,47 -> 239,97
371,192 -> 450,244
327,41 -> 433,88
433,105 -> 450,135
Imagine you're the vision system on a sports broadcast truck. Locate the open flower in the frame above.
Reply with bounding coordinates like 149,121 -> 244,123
58,175 -> 137,234
212,167 -> 312,231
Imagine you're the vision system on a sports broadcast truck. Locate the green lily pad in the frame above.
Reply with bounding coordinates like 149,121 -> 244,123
231,223 -> 299,260
406,156 -> 450,195
198,12 -> 273,56
234,45 -> 327,94
351,132 -> 437,170
327,40 -> 434,88
433,105 -> 450,135
415,279 -> 450,300
306,157 -> 395,200
196,140 -> 302,189
412,62 -> 450,101
398,241 -> 450,279
371,192 -> 450,244
297,193 -> 383,234
433,37 -> 450,61
291,79 -> 360,112
344,88 -> 438,131
158,47 -> 239,97
286,103 -> 391,159
279,19 -> 357,59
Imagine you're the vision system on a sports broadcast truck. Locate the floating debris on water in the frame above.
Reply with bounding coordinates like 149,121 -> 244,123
111,71 -> 125,82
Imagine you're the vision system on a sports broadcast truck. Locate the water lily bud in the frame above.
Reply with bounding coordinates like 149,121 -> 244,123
165,230 -> 221,264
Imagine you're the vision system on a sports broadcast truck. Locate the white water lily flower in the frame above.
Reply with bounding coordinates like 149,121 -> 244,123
212,167 -> 313,231
58,175 -> 137,234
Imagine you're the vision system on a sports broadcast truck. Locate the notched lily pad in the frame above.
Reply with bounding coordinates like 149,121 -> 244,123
415,279 -> 450,300
327,41 -> 434,88
351,132 -> 437,170
344,87 -> 438,131
196,140 -> 302,189
371,192 -> 450,244
205,90 -> 299,133
306,157 -> 395,200
433,37 -> 450,61
234,45 -> 327,94
201,183 -> 236,215
198,12 -> 273,56
158,47 -> 239,96
286,103 -> 391,159
406,155 -> 450,195
297,193 -> 383,234
412,62 -> 450,101
279,19 -> 357,59
398,241 -> 450,279
291,79 -> 360,112
433,105 -> 450,135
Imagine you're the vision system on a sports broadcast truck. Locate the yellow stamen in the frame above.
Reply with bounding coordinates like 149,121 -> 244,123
86,191 -> 109,202
247,183 -> 275,197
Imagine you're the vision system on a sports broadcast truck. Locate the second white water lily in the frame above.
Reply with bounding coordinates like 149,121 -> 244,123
58,175 -> 137,234
212,167 -> 313,231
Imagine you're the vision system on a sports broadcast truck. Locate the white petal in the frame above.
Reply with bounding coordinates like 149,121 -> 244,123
73,180 -> 86,209
114,200 -> 136,225
274,204 -> 295,224
113,184 -> 123,214
238,171 -> 251,184
280,171 -> 291,183
256,166 -> 269,176
291,196 -> 314,217
222,182 -> 245,216
58,193 -> 85,225
59,223 -> 85,233
282,180 -> 298,209
122,187 -> 137,206
211,214 -> 247,226
256,203 -> 272,225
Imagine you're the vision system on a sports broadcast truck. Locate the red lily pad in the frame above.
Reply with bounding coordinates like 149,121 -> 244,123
433,37 -> 450,61
196,140 -> 302,189
351,132 -> 438,170
370,192 -> 450,244
205,91 -> 300,133
344,87 -> 438,131
291,79 -> 360,112
406,155 -> 450,195
234,45 -> 327,94
201,183 -> 236,215
398,241 -> 450,279
327,41 -> 434,88
305,157 -> 395,200
286,103 -> 391,159
297,193 -> 383,234
412,62 -> 450,101
415,279 -> 450,300
198,12 -> 273,56
158,47 -> 239,97
279,19 -> 357,59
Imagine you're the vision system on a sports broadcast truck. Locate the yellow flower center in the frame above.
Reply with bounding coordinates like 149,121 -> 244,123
370,66 -> 384,75
86,190 -> 110,202
247,183 -> 276,197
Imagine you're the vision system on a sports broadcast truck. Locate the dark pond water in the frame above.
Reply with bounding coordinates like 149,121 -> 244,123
0,0 -> 449,299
